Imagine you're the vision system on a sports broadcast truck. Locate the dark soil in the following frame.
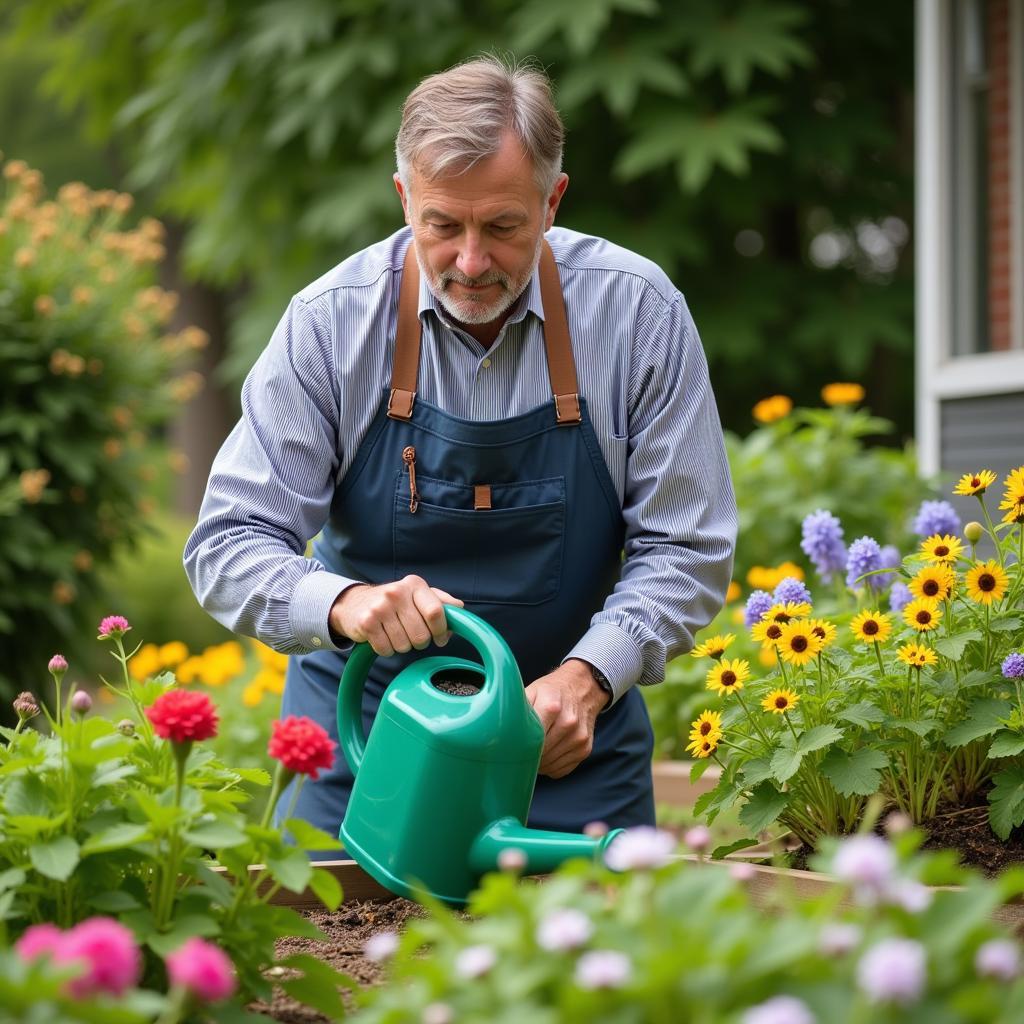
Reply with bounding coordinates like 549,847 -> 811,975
432,670 -> 482,696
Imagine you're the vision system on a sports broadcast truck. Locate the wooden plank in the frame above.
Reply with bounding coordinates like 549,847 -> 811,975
212,860 -> 397,909
652,760 -> 721,809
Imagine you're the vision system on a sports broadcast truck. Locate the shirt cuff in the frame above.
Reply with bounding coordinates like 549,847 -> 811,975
289,570 -> 363,653
562,622 -> 644,709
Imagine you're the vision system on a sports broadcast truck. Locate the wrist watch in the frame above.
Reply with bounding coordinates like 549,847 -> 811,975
589,664 -> 614,707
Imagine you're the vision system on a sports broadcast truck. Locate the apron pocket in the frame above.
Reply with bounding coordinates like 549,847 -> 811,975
393,475 -> 565,605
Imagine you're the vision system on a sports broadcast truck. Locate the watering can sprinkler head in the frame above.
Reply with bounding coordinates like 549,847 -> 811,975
336,605 -> 623,905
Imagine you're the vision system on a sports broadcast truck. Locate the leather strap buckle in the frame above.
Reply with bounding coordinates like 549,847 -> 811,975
387,388 -> 415,420
554,392 -> 581,425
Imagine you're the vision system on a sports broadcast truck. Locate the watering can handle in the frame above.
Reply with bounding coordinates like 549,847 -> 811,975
337,605 -> 522,775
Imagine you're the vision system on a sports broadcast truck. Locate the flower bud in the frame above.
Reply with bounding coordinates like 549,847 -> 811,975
70,690 -> 92,716
964,521 -> 984,543
48,654 -> 68,677
497,847 -> 527,873
117,719 -> 136,737
583,820 -> 609,838
684,825 -> 713,854
13,692 -> 40,721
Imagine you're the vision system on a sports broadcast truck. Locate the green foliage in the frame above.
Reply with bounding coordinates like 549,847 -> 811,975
0,161 -> 200,702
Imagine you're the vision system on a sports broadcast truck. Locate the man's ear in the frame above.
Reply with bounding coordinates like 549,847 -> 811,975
394,173 -> 411,225
544,173 -> 569,232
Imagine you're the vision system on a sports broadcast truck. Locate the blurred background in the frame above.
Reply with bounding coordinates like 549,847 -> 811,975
0,0 -> 936,719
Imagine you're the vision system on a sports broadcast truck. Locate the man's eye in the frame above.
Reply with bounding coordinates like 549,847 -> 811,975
430,222 -> 457,232
491,224 -> 515,235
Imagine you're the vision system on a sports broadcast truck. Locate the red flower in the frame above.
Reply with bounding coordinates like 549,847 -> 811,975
146,689 -> 218,744
268,716 -> 336,780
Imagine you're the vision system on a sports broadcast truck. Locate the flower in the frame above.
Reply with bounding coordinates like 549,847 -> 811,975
832,835 -> 895,892
964,520 -> 985,543
688,710 -> 723,745
748,563 -> 805,591
268,716 -> 336,780
146,689 -> 219,744
801,510 -> 847,583
604,826 -> 675,871
897,642 -> 938,668
729,862 -> 756,882
59,917 -> 142,997
953,469 -> 997,496
761,689 -> 800,714
919,533 -> 964,563
857,938 -> 926,1005
966,560 -> 1009,605
15,923 -> 63,962
1001,500 -> 1024,525
536,908 -> 594,951
684,825 -> 712,853
726,581 -> 741,603
772,577 -> 812,607
875,544 -> 901,589
744,590 -> 774,628
912,499 -> 962,538
818,922 -> 861,957
909,564 -> 956,602
1002,653 -> 1024,679
574,950 -> 632,990
422,1004 -> 454,1024
807,618 -> 837,648
70,690 -> 92,715
97,615 -> 131,639
686,733 -> 720,759
454,945 -> 496,979
363,932 -> 400,963
706,658 -> 750,696
753,394 -> 792,423
1004,466 -> 1024,500
850,610 -> 892,645
846,536 -> 883,590
166,937 -> 236,1002
117,718 -> 136,736
690,633 -> 735,660
777,622 -> 823,666
822,381 -> 865,406
975,939 -> 1021,981
497,847 -> 527,872
887,879 -> 933,913
902,598 -> 942,633
47,654 -> 68,675
742,994 -> 816,1024
13,691 -> 40,721
889,582 -> 912,614
765,602 -> 812,623
751,619 -> 786,648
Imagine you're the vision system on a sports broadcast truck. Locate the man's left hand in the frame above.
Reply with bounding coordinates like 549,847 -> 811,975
524,659 -> 609,779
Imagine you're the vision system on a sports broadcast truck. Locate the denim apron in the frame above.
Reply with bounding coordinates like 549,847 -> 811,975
278,238 -> 655,845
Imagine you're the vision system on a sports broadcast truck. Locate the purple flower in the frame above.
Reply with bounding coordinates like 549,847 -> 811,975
818,922 -> 861,957
1002,653 -> 1024,680
422,1005 -> 453,1024
603,826 -> 675,871
857,938 -> 926,1005
846,536 -> 883,591
454,945 -> 496,979
741,995 -> 816,1024
875,545 -> 901,589
363,932 -> 399,963
574,950 -> 632,990
831,835 -> 895,899
801,510 -> 847,583
886,879 -> 932,913
97,615 -> 131,639
48,654 -> 68,675
975,939 -> 1021,981
889,582 -> 912,614
729,862 -> 756,882
772,577 -> 812,608
913,499 -> 962,538
744,590 -> 774,628
536,908 -> 594,952
684,825 -> 712,854
70,690 -> 92,716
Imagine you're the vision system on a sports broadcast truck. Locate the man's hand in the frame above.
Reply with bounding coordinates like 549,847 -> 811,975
329,575 -> 464,657
525,659 -> 609,779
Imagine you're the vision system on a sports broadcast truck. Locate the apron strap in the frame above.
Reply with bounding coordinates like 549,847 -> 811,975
387,238 -> 582,426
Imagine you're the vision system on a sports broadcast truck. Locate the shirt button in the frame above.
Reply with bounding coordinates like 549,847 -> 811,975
311,635 -> 322,648
481,357 -> 492,368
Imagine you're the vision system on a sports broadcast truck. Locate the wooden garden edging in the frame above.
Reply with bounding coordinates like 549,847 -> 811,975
651,759 -> 720,809
214,860 -> 396,909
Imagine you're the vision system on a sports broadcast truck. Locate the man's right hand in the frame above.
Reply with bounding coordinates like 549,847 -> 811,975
328,575 -> 464,657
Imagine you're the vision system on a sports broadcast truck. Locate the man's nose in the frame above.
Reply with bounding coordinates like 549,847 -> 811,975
456,237 -> 491,280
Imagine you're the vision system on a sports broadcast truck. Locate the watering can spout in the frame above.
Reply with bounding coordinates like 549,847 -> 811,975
469,816 -> 624,877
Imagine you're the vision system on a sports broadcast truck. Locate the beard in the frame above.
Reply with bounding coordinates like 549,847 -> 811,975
418,233 -> 544,327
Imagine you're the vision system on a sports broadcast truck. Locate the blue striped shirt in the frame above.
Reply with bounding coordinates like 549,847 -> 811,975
184,226 -> 737,703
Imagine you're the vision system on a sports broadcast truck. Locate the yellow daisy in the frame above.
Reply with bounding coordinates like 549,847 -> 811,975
850,610 -> 893,645
1002,466 -> 1024,503
752,395 -> 792,424
706,658 -> 750,696
777,621 -> 824,666
747,563 -> 805,592
953,470 -> 997,496
690,633 -> 736,660
965,560 -> 1009,605
908,564 -> 956,602
688,710 -> 723,744
807,618 -> 837,648
751,619 -> 786,648
765,602 -> 813,624
1001,500 -> 1024,525
761,688 -> 800,714
918,534 -> 964,563
726,581 -> 742,603
686,733 -> 720,759
902,598 -> 943,633
821,382 -> 865,406
897,642 -> 938,669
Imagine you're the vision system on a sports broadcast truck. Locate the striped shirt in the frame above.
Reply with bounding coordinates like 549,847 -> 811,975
184,226 -> 737,703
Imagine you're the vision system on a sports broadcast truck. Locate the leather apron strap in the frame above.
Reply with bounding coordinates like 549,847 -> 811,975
387,239 -> 582,425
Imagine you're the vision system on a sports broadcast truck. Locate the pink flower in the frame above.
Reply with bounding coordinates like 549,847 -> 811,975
975,939 -> 1021,981
13,692 -> 40,721
15,923 -> 63,962
146,689 -> 219,744
684,825 -> 712,854
536,908 -> 593,952
363,932 -> 399,963
818,922 -> 861,957
267,716 -> 336,780
97,615 -> 131,639
454,945 -> 496,979
58,917 -> 142,997
603,826 -> 675,871
741,995 -> 816,1024
857,938 -> 926,1005
70,690 -> 92,715
831,835 -> 895,901
48,654 -> 68,675
574,950 -> 632,990
166,937 -> 237,1003
729,862 -> 757,883
497,847 -> 527,873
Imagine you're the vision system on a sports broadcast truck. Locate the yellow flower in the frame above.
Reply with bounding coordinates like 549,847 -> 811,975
897,642 -> 938,668
751,619 -> 786,649
746,564 -> 805,592
690,633 -> 736,660
965,560 -> 1009,605
807,618 -> 837,649
725,581 -> 742,604
908,564 -> 956,602
686,733 -> 720,759
821,382 -> 865,406
953,470 -> 997,496
1001,501 -> 1024,525
1002,466 -> 1024,503
918,534 -> 964,563
765,602 -> 812,624
129,643 -> 162,682
254,668 -> 285,696
242,680 -> 265,707
706,659 -> 750,696
758,646 -> 777,668
761,688 -> 800,714
850,610 -> 892,644
688,710 -> 723,745
158,641 -> 189,669
752,395 -> 793,424
254,641 -> 289,672
175,656 -> 204,685
777,622 -> 824,666
902,598 -> 942,633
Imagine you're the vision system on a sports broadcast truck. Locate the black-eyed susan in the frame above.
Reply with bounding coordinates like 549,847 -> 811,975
765,602 -> 812,624
807,618 -> 837,649
686,733 -> 721,759
688,710 -> 723,745
752,394 -> 792,424
850,610 -> 893,644
751,619 -> 786,648
777,621 -> 824,666
690,633 -> 735,660
908,564 -> 956,602
706,658 -> 750,696
821,382 -> 865,406
919,534 -> 964,563
1002,466 -> 1024,503
1001,500 -> 1024,525
897,642 -> 938,669
761,688 -> 800,714
902,598 -> 942,633
965,560 -> 1010,605
953,469 -> 997,496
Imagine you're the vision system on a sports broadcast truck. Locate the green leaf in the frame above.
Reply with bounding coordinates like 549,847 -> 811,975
740,757 -> 775,787
81,823 -> 149,855
934,630 -> 983,660
797,724 -> 844,753
266,847 -> 313,893
945,698 -> 1013,748
710,837 -> 761,861
182,819 -> 249,849
888,718 -> 940,738
146,913 -> 220,957
837,702 -> 886,728
88,890 -> 142,912
989,766 -> 1024,839
29,835 -> 80,881
989,616 -> 1022,633
285,818 -> 344,852
820,747 -> 889,797
308,867 -> 343,911
738,782 -> 790,833
692,775 -> 743,822
689,758 -> 713,784
769,745 -> 803,784
988,732 -> 1024,759
278,954 -> 356,1018
234,767 -> 273,787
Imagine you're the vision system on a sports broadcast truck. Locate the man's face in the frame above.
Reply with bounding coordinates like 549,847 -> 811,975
395,133 -> 568,328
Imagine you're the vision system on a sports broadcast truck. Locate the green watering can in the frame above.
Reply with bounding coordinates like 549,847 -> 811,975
336,606 -> 623,905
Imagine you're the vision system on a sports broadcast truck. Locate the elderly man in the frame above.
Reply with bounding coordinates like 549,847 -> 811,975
185,56 -> 736,841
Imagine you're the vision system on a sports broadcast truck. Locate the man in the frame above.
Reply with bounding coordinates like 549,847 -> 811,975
184,56 -> 736,841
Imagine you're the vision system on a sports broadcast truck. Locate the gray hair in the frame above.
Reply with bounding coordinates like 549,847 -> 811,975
395,55 -> 564,195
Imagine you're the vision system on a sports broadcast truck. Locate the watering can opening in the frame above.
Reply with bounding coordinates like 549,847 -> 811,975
430,666 -> 484,696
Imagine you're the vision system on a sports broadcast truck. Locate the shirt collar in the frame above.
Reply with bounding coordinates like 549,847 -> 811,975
417,264 -> 546,328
